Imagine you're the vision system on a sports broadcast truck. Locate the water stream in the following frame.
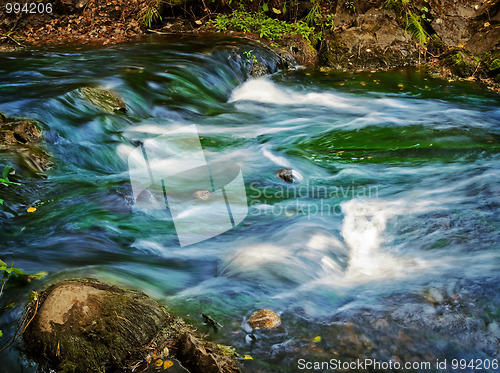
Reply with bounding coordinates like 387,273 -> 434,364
0,35 -> 499,372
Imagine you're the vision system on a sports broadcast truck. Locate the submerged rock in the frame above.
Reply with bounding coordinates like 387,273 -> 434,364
23,280 -> 239,373
250,62 -> 268,78
0,113 -> 51,172
0,118 -> 41,147
275,168 -> 294,183
80,87 -> 127,113
248,309 -> 281,330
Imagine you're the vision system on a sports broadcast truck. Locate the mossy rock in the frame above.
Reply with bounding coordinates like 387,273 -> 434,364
0,114 -> 50,172
249,62 -> 268,78
23,280 -> 240,373
0,119 -> 41,146
80,87 -> 126,113
445,50 -> 477,78
480,50 -> 500,80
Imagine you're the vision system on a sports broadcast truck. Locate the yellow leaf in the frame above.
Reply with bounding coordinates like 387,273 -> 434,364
164,360 -> 174,369
313,335 -> 321,343
27,206 -> 36,213
272,7 -> 281,14
244,355 -> 253,360
195,20 -> 202,25
155,359 -> 163,367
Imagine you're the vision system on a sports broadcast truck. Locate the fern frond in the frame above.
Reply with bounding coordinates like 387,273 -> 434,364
407,12 -> 428,46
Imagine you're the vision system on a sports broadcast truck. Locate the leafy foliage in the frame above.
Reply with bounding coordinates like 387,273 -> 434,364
385,0 -> 410,13
142,0 -> 162,28
384,0 -> 429,48
0,166 -> 20,205
211,10 -> 316,43
407,11 -> 428,47
0,259 -> 46,340
243,50 -> 258,64
0,259 -> 46,285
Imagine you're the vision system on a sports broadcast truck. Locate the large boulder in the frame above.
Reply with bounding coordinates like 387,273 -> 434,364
429,0 -> 500,54
23,280 -> 239,373
319,8 -> 417,70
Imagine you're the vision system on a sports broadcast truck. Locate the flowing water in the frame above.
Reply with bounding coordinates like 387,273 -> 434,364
0,35 -> 499,372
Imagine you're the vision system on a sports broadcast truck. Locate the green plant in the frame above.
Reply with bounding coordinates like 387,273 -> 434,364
384,0 -> 429,56
407,11 -> 428,47
304,0 -> 321,26
325,14 -> 336,31
420,6 -> 431,22
142,0 -> 162,28
0,166 -> 20,205
243,50 -> 258,64
211,10 -> 316,44
385,0 -> 409,13
0,259 -> 46,343
345,0 -> 356,14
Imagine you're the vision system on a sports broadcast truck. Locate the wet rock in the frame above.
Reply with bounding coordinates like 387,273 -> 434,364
0,119 -> 41,145
248,309 -> 281,330
177,333 -> 238,373
275,168 -> 294,183
11,120 -> 41,144
423,287 -> 445,305
23,280 -> 239,373
0,130 -> 17,147
250,62 -> 268,78
80,87 -> 126,113
24,281 -> 167,373
194,189 -> 211,200
14,146 -> 53,173
278,33 -> 317,67
0,114 -> 50,172
444,49 -> 477,77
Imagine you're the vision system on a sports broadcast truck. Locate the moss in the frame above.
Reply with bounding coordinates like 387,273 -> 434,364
490,59 -> 500,71
445,50 -> 476,78
24,280 -> 241,373
217,344 -> 237,356
79,87 -> 126,113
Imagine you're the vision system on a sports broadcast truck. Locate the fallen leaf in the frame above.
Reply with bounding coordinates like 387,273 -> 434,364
164,360 -> 174,369
155,359 -> 163,367
272,7 -> 281,14
244,355 -> 253,360
162,347 -> 169,357
313,335 -> 321,343
27,206 -> 36,213
195,20 -> 202,25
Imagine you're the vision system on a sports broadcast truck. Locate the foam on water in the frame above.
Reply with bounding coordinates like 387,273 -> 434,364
229,78 -> 361,111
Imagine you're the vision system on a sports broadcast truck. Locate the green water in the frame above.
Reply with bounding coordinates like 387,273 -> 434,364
0,35 -> 499,372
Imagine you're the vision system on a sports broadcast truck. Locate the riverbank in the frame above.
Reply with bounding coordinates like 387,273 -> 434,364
1,0 -> 499,91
